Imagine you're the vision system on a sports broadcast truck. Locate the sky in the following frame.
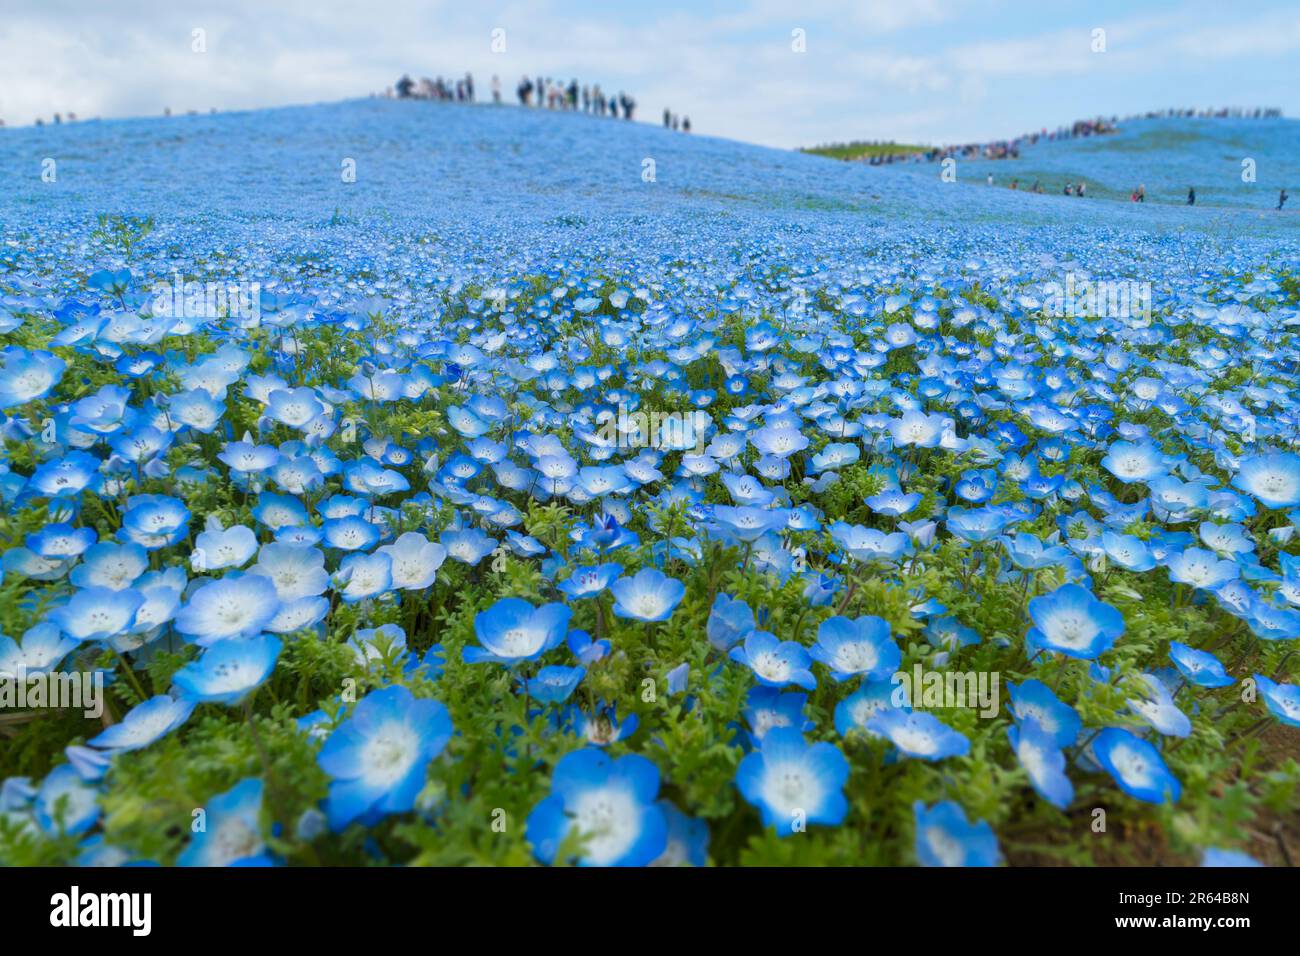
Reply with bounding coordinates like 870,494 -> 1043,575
1,0 -> 1297,148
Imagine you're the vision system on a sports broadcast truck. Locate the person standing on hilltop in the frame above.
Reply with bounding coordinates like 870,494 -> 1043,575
1187,186 -> 1196,205
683,117 -> 691,132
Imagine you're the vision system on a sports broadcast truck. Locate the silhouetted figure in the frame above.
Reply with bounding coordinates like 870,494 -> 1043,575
1187,186 -> 1195,205
1077,182 -> 1086,197
395,74 -> 414,98
1280,189 -> 1289,210
683,116 -> 691,133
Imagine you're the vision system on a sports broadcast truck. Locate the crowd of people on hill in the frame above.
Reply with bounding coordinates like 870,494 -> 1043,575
516,76 -> 636,119
390,72 -> 640,121
663,109 -> 690,133
1135,106 -> 1283,120
859,107 -> 1284,168
394,73 -> 475,102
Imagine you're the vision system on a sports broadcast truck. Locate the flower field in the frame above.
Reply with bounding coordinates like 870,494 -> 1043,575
1,98 -> 1298,867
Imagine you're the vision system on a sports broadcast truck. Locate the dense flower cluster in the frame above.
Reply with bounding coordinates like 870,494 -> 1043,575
0,100 -> 1297,867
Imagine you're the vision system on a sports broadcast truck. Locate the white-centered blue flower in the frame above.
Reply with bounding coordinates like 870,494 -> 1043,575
527,748 -> 667,866
317,684 -> 453,831
735,727 -> 849,835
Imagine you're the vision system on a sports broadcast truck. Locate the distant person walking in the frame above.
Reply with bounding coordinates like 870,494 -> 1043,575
491,75 -> 501,104
1279,189 -> 1289,210
1077,182 -> 1086,197
1187,186 -> 1196,205
395,74 -> 414,98
683,116 -> 691,133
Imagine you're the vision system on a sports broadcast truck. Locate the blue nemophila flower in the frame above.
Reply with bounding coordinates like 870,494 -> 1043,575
834,680 -> 907,739
706,592 -> 756,651
1168,641 -> 1233,688
735,727 -> 849,835
334,550 -> 393,603
219,437 -> 280,475
35,765 -> 100,836
557,563 -> 623,600
889,410 -> 948,449
1101,530 -> 1156,572
526,665 -> 586,704
0,623 -> 77,677
652,800 -> 710,867
27,451 -> 102,499
809,614 -> 899,682
1026,583 -> 1124,660
1002,532 -> 1071,571
945,506 -> 1012,544
64,744 -> 112,782
1091,727 -> 1181,804
193,521 -> 259,571
1165,547 -> 1240,590
1125,673 -> 1191,738
743,686 -> 815,745
178,777 -> 273,866
0,346 -> 66,408
1231,452 -> 1300,510
48,586 -> 143,643
1201,848 -> 1263,867
1006,679 -> 1081,748
348,624 -> 408,668
1100,440 -> 1167,484
1253,673 -> 1300,727
609,567 -> 685,622
88,695 -> 195,752
1006,718 -> 1074,809
729,630 -> 816,690
26,523 -> 97,562
829,521 -> 909,563
174,574 -> 281,646
439,526 -> 498,565
322,515 -> 381,552
71,541 -> 146,590
868,709 -> 970,761
864,488 -> 921,517
527,748 -> 667,866
565,700 -> 640,746
750,425 -> 809,459
318,684 -> 453,831
118,494 -> 191,550
711,505 -> 785,543
172,635 -> 282,705
913,801 -> 1000,867
250,543 -> 330,601
465,597 -> 571,665
568,629 -> 610,665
